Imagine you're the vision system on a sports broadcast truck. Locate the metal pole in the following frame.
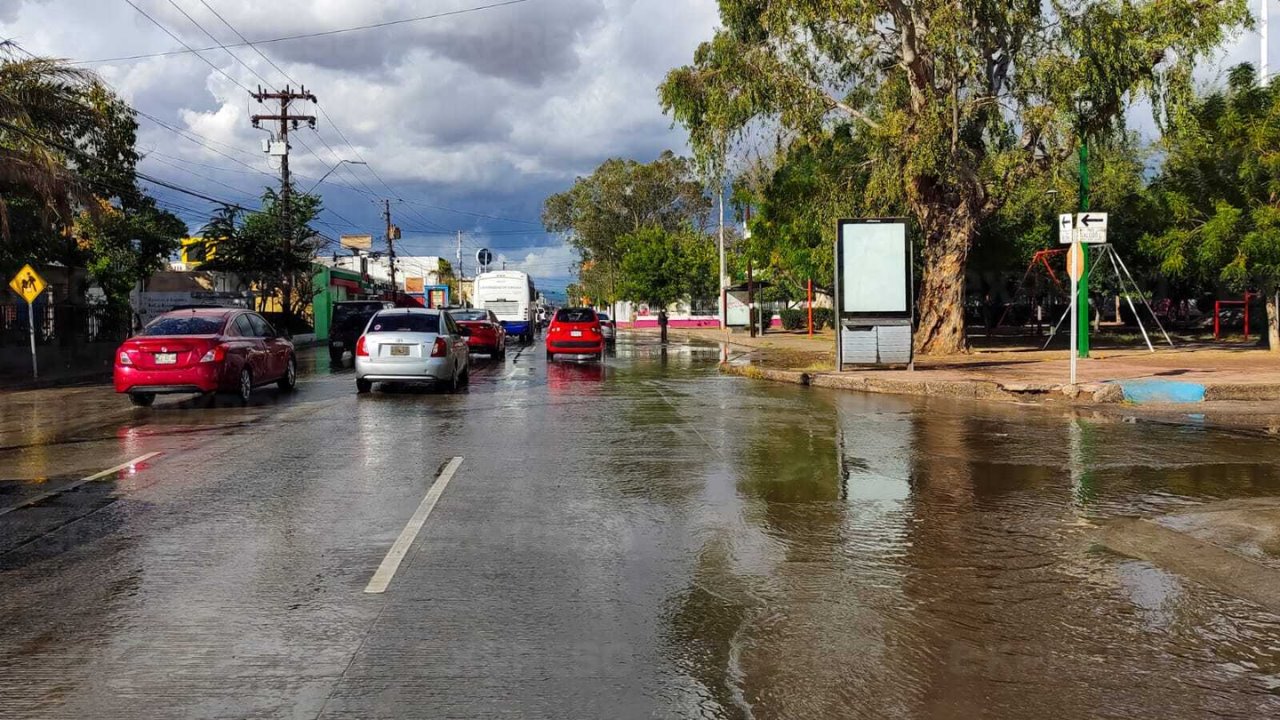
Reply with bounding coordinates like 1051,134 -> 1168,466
807,278 -> 813,337
27,301 -> 37,379
1111,247 -> 1173,347
1106,247 -> 1154,352
1077,141 -> 1090,358
1070,252 -> 1078,385
747,259 -> 755,338
1246,292 -> 1252,342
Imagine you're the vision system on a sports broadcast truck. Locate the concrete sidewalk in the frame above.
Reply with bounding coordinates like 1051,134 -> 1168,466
639,327 -> 1280,407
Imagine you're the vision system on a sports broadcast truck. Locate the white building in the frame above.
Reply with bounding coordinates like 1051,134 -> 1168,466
318,254 -> 442,291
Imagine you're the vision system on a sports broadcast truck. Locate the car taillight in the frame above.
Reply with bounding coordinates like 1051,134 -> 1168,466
118,351 -> 133,365
590,326 -> 601,335
355,335 -> 369,357
199,344 -> 226,363
430,338 -> 448,357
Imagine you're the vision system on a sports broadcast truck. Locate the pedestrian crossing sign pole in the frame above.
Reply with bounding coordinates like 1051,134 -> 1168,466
8,264 -> 47,379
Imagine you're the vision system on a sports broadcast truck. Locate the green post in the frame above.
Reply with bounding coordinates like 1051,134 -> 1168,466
1077,141 -> 1090,358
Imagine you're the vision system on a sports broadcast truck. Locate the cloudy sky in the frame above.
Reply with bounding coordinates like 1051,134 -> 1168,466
0,1 -> 1272,292
0,0 -> 720,292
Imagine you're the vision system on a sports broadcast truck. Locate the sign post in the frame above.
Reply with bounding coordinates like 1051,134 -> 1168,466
1066,239 -> 1085,385
8,264 -> 48,379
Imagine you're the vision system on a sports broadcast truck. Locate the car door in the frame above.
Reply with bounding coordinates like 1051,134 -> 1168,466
443,313 -> 468,369
248,314 -> 286,380
227,314 -> 259,384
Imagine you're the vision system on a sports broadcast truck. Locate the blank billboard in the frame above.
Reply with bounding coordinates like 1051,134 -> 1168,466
840,221 -> 909,315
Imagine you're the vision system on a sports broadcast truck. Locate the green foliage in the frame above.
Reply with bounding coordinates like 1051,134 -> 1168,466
617,225 -> 716,309
198,186 -> 323,320
660,0 -> 1249,353
74,197 -> 183,305
779,309 -> 805,331
544,151 -> 712,306
1144,64 -> 1280,299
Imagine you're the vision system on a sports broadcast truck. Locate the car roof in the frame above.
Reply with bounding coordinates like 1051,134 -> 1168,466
373,307 -> 439,314
159,307 -> 239,318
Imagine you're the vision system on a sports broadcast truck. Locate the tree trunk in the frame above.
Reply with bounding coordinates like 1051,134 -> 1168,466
1267,290 -> 1279,353
914,216 -> 974,356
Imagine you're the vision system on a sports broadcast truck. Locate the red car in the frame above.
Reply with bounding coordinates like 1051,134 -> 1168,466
114,308 -> 297,406
545,307 -> 605,361
448,308 -> 507,359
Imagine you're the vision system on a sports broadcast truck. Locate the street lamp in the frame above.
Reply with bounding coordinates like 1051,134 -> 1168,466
306,159 -> 366,193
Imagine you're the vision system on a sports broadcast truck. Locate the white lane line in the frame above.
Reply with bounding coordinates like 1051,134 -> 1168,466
364,456 -> 464,594
0,452 -> 163,518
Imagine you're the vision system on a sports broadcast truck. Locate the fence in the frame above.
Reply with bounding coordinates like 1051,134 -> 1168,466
0,301 -> 130,347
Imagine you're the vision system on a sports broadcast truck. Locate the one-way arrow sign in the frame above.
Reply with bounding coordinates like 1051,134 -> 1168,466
1058,213 -> 1074,245
1076,212 -> 1108,243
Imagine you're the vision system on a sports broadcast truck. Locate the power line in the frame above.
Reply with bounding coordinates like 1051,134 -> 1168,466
79,0 -> 533,65
121,0 -> 253,94
197,0 -> 301,87
162,0 -> 276,90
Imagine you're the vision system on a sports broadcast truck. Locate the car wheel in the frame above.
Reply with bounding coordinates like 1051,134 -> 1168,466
356,378 -> 372,394
277,356 -> 297,391
497,346 -> 506,361
328,347 -> 344,364
236,368 -> 253,404
459,365 -> 470,387
129,392 -> 155,407
447,366 -> 461,393
546,350 -> 554,362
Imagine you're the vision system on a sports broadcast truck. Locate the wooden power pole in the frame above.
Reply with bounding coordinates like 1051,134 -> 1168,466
251,86 -> 316,319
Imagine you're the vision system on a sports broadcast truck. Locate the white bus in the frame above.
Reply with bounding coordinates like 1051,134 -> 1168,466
474,270 -> 537,343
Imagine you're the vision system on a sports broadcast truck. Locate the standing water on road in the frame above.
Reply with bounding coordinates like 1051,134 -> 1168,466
2,334 -> 1280,718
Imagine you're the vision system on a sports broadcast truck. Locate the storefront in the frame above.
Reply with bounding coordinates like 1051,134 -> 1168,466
312,264 -> 376,341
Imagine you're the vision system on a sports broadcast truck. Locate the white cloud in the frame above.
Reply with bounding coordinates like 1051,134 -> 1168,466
1,0 -> 720,290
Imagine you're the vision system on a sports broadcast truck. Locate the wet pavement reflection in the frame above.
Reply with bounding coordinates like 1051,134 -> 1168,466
2,334 -> 1280,718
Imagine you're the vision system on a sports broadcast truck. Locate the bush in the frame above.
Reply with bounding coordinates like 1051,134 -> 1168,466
779,308 -> 806,330
812,308 -> 833,331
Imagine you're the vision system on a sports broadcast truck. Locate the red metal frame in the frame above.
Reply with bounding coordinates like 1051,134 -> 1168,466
1214,292 -> 1254,341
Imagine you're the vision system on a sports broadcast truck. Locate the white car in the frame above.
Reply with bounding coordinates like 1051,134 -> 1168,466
354,308 -> 470,393
596,311 -> 616,344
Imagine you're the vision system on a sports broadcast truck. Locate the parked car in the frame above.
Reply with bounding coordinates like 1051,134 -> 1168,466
596,311 -> 616,345
355,308 -> 470,393
545,307 -> 605,361
329,300 -> 394,363
447,308 -> 507,359
114,308 -> 296,406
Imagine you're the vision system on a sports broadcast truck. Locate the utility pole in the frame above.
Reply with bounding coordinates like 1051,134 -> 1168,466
383,199 -> 401,301
252,85 -> 316,320
748,258 -> 756,339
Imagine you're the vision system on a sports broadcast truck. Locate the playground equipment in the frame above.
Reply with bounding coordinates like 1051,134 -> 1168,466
1042,243 -> 1173,352
1214,292 -> 1255,341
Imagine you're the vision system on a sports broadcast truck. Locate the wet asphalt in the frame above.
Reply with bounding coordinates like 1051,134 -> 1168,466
3,333 -> 1280,718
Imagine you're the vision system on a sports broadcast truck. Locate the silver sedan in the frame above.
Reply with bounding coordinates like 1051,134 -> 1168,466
354,308 -> 471,393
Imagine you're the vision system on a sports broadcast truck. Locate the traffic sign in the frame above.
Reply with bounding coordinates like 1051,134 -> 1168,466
8,264 -> 46,304
1076,212 -> 1108,244
1058,214 -> 1074,244
1066,242 -> 1085,282
476,248 -> 494,267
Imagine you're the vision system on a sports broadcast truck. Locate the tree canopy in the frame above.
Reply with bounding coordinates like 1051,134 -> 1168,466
661,0 -> 1249,354
1144,63 -> 1280,349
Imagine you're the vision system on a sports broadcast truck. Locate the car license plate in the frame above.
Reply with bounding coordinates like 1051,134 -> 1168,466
570,330 -> 583,337
390,345 -> 411,357
332,341 -> 344,348
154,353 -> 177,364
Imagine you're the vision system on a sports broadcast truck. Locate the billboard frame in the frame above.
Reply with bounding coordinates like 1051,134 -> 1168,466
835,218 -> 915,370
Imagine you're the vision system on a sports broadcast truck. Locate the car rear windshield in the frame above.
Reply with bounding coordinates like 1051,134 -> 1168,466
597,313 -> 610,321
367,312 -> 439,334
141,315 -> 225,336
333,303 -> 383,328
449,310 -> 488,321
555,308 -> 597,323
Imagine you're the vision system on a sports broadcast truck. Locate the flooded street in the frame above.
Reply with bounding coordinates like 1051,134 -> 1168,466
2,333 -> 1280,718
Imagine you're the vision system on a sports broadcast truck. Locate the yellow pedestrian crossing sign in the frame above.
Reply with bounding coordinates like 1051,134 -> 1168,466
9,264 -> 47,304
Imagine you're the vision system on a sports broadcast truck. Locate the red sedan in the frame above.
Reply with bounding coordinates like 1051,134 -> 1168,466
448,308 -> 507,359
545,307 -> 605,361
114,308 -> 297,406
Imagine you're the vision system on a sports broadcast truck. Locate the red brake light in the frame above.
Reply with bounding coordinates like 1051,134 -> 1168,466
199,344 -> 226,363
430,337 -> 447,357
355,335 -> 369,357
